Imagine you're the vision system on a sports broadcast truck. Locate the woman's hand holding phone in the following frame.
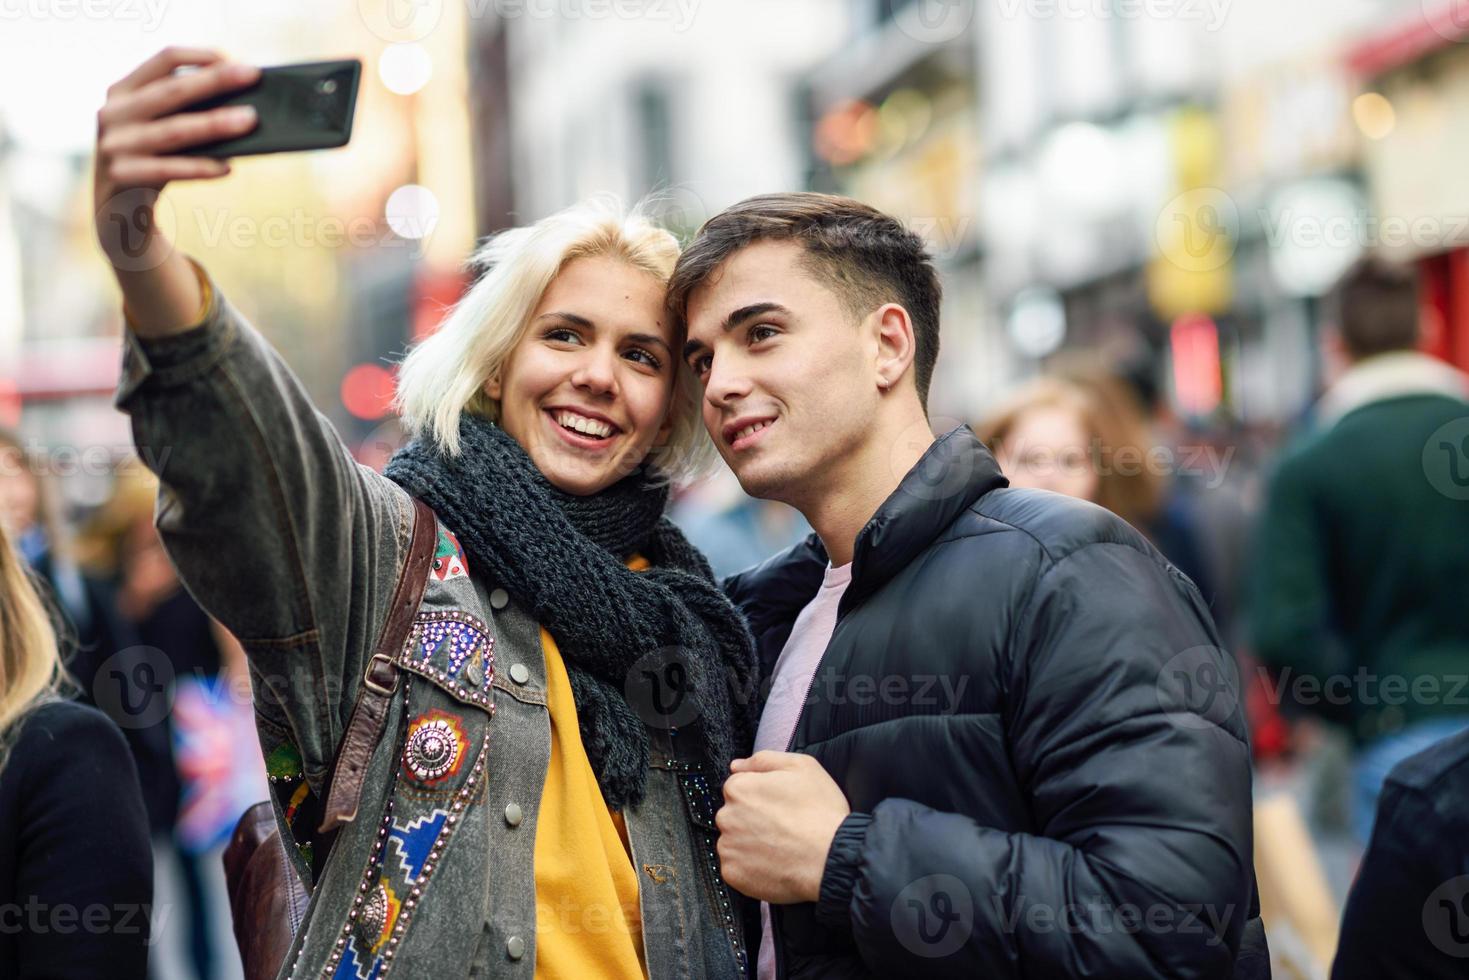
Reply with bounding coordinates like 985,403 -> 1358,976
93,47 -> 260,336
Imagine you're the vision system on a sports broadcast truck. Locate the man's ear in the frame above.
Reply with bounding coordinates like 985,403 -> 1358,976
872,303 -> 917,392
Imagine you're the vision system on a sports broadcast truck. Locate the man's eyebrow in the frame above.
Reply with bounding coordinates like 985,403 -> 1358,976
681,302 -> 791,361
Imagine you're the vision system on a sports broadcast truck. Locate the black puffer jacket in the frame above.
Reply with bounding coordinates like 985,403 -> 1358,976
725,427 -> 1263,979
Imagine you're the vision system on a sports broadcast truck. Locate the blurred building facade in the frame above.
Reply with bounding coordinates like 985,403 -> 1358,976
805,0 -> 1445,427
0,1 -> 482,507
804,1 -> 993,424
1350,2 -> 1469,374
469,0 -> 851,237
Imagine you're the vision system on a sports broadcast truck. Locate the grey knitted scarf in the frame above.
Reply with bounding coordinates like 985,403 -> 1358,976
385,415 -> 757,809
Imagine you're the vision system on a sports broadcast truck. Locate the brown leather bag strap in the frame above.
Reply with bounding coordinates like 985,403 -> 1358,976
319,497 -> 438,833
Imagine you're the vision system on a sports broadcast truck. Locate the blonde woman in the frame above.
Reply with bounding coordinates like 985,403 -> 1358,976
94,48 -> 755,979
0,514 -> 152,978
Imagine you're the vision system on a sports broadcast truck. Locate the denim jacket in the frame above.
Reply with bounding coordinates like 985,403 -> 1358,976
115,270 -> 749,979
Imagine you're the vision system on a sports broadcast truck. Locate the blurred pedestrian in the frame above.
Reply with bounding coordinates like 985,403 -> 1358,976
79,462 -> 241,980
0,498 -> 152,978
977,374 -> 1218,607
672,469 -> 810,580
1330,727 -> 1469,978
1250,257 -> 1469,843
0,430 -> 106,660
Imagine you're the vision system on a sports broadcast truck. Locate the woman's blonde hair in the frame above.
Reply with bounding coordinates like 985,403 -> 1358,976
0,515 -> 65,756
396,197 -> 715,480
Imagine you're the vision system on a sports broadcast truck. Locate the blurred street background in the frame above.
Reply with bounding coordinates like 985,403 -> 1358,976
4,1 -> 1469,977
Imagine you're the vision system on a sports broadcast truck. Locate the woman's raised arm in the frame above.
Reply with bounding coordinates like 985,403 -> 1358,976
93,47 -> 259,335
95,48 -> 415,787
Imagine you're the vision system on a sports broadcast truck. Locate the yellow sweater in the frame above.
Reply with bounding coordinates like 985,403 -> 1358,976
531,562 -> 649,979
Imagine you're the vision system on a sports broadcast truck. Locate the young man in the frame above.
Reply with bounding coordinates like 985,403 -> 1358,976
1251,258 -> 1469,844
669,193 -> 1265,979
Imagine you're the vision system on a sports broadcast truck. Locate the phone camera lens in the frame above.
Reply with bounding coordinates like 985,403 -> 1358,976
318,79 -> 338,95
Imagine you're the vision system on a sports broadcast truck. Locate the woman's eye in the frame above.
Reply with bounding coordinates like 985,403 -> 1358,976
545,328 -> 582,344
625,347 -> 662,370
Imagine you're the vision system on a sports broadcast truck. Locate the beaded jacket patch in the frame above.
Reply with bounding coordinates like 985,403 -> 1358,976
430,528 -> 468,582
320,680 -> 490,980
401,710 -> 467,786
393,611 -> 495,711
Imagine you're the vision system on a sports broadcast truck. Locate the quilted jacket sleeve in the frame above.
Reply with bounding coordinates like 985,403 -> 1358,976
815,541 -> 1255,979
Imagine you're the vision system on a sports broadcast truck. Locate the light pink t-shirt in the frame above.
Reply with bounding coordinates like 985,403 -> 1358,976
753,561 -> 853,980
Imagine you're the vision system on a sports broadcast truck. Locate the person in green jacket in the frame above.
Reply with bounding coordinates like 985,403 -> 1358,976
1251,257 -> 1469,842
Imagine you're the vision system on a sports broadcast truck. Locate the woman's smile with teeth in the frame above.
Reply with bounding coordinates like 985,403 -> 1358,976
553,409 -> 615,439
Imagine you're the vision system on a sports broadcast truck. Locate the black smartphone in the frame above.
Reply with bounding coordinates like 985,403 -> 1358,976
169,59 -> 362,159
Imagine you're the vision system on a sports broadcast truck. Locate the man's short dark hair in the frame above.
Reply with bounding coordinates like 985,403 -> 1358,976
1328,258 -> 1420,360
667,192 -> 943,410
